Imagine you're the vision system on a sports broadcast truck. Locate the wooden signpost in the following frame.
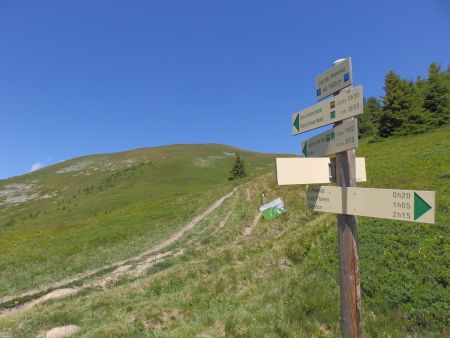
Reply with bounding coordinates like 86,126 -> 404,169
276,57 -> 436,337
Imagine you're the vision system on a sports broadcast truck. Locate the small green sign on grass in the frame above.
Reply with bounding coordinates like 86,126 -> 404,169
259,198 -> 286,220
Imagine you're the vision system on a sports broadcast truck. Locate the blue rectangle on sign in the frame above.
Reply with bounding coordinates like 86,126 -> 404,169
316,89 -> 321,97
343,72 -> 350,82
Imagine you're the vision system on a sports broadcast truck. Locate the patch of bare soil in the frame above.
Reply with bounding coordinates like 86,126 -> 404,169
245,187 -> 251,201
1,289 -> 80,317
41,325 -> 80,338
243,212 -> 261,236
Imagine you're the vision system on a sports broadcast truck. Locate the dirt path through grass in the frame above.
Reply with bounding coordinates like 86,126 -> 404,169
0,187 -> 238,317
243,212 -> 261,236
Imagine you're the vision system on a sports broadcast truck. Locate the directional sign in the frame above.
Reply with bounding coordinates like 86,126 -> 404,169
292,85 -> 363,135
276,157 -> 366,185
315,58 -> 352,101
307,186 -> 435,224
301,119 -> 358,157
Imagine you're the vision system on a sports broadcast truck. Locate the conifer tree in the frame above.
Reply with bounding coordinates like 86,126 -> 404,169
401,79 -> 428,135
359,97 -> 381,138
379,71 -> 404,137
358,62 -> 449,140
423,63 -> 449,126
228,154 -> 246,180
379,71 -> 419,137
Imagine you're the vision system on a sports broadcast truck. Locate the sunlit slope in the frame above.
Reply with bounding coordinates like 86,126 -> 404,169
0,128 -> 450,337
0,144 -> 277,295
355,126 -> 449,331
0,127 -> 448,336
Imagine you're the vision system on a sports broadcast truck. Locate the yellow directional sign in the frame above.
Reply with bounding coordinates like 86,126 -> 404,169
292,85 -> 363,135
307,186 -> 435,224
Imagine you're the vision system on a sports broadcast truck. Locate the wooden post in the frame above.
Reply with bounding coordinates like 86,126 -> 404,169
333,59 -> 362,338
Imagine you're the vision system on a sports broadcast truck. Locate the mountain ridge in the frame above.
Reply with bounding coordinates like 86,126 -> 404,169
2,143 -> 283,182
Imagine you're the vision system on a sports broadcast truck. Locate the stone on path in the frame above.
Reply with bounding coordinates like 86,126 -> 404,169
44,325 -> 80,338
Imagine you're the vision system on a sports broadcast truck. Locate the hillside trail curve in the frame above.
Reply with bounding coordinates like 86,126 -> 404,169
0,187 -> 238,317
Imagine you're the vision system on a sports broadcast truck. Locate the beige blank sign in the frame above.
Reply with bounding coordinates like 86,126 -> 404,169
276,157 -> 366,185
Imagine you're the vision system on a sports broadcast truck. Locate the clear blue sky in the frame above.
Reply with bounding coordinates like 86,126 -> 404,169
1,0 -> 449,179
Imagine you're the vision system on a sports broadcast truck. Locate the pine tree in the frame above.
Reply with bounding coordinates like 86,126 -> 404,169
379,71 -> 405,137
228,154 -> 246,180
378,71 -> 423,137
423,63 -> 449,126
359,97 -> 381,138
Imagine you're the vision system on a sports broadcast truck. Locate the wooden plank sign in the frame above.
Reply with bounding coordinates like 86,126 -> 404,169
292,85 -> 363,135
301,118 -> 358,157
307,186 -> 435,224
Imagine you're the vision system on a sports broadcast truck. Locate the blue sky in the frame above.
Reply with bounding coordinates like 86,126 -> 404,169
1,0 -> 449,179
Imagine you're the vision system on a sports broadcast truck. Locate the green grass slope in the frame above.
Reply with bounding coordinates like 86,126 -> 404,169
356,127 -> 449,332
0,144 -> 277,296
0,127 -> 448,337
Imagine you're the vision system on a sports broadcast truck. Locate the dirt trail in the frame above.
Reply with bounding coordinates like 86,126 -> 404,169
0,251 -> 179,318
218,210 -> 233,229
0,188 -> 237,317
245,187 -> 251,201
243,212 -> 261,236
217,195 -> 238,229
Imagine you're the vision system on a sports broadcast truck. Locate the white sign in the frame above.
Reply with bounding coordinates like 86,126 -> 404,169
259,198 -> 284,212
301,119 -> 358,157
292,86 -> 363,135
307,186 -> 435,224
276,157 -> 366,185
315,58 -> 352,101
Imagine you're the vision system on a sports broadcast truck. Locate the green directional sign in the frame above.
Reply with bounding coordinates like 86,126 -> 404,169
293,114 -> 300,133
302,141 -> 308,157
414,192 -> 432,220
307,186 -> 435,224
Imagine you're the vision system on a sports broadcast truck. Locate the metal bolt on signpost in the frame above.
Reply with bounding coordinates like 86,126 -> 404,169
332,59 -> 362,338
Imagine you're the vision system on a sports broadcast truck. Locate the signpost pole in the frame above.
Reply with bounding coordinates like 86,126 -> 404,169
333,59 -> 362,338
286,57 -> 434,335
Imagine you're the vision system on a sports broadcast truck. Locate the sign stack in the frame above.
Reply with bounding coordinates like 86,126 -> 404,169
276,58 -> 435,224
276,57 -> 436,336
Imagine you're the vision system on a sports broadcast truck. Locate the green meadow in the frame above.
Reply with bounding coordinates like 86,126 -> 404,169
0,127 -> 449,337
0,144 -> 276,296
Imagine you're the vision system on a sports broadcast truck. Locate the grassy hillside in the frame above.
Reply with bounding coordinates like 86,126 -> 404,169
0,144 -> 277,296
0,127 -> 448,337
356,126 -> 449,333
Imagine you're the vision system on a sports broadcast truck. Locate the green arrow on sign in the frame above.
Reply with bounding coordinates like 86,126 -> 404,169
414,192 -> 432,220
302,141 -> 308,157
293,114 -> 300,132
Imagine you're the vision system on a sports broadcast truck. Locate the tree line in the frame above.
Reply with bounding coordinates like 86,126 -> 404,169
359,62 -> 449,140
